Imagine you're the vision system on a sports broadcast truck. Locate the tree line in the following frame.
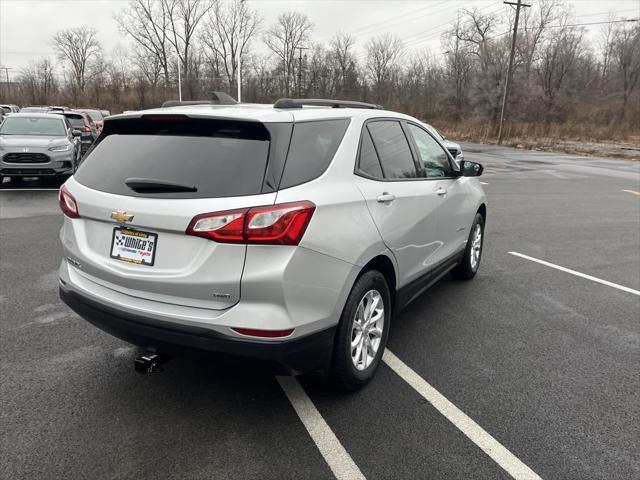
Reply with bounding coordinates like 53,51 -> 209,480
5,0 -> 639,142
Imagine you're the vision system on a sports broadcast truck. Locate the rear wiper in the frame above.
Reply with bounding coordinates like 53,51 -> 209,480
125,177 -> 197,193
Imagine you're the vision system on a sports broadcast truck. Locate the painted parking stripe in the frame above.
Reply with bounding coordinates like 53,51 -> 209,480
509,252 -> 640,296
383,350 -> 542,480
277,376 -> 366,480
622,189 -> 640,196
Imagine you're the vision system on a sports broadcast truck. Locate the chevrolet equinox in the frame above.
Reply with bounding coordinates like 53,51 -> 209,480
59,98 -> 486,390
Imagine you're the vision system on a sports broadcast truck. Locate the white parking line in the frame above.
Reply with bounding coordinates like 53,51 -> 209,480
509,252 -> 640,296
277,376 -> 366,480
383,350 -> 542,480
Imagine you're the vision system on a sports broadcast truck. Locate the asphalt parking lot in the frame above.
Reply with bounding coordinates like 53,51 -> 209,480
1,143 -> 639,480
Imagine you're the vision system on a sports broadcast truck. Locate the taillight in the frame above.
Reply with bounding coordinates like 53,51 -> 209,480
186,208 -> 248,243
58,185 -> 79,218
186,201 -> 315,246
231,327 -> 294,338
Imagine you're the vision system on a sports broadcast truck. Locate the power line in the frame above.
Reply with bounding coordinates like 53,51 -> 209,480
349,1 -> 448,36
402,2 -> 506,49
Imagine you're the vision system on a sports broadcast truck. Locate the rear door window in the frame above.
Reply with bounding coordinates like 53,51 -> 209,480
279,119 -> 350,189
367,121 -> 418,179
357,128 -> 384,180
74,118 -> 275,199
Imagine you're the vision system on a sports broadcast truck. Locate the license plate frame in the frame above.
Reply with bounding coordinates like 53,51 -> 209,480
110,227 -> 158,267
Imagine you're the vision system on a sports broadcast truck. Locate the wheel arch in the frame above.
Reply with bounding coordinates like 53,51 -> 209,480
477,203 -> 487,222
358,254 -> 397,309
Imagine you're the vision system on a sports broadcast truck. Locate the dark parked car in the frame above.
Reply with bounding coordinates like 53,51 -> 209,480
53,111 -> 99,156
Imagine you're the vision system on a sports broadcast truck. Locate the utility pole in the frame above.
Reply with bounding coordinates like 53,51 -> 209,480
497,0 -> 530,144
296,46 -> 308,98
0,67 -> 11,98
177,60 -> 182,101
236,47 -> 242,103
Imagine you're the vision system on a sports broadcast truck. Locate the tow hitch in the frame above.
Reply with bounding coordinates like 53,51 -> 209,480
134,353 -> 169,374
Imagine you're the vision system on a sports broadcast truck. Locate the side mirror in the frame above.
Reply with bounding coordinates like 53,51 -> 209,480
72,129 -> 82,137
460,160 -> 483,177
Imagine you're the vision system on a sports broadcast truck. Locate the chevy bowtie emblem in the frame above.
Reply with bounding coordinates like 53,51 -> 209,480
110,211 -> 134,223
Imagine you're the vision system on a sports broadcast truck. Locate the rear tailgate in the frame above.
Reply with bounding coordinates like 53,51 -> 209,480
62,115 -> 286,310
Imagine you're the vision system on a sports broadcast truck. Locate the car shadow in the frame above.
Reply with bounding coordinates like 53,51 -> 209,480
1,176 -> 67,190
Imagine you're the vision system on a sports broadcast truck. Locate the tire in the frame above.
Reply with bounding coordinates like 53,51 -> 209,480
330,270 -> 391,391
451,212 -> 484,280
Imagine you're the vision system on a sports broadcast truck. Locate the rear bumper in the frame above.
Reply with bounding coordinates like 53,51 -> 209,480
60,286 -> 336,375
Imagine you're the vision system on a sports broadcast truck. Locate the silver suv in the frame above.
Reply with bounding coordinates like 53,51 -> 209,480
59,99 -> 486,390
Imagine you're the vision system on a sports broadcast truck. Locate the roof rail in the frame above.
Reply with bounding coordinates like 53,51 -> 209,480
273,98 -> 384,110
161,91 -> 238,108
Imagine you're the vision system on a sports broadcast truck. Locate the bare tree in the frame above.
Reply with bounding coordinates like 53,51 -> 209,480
330,33 -> 357,97
167,0 -> 212,92
610,24 -> 640,121
51,26 -> 101,94
19,59 -> 58,105
365,34 -> 404,102
115,0 -> 174,84
536,25 -> 584,123
443,19 -> 473,121
264,12 -> 313,96
518,0 -> 565,78
201,0 -> 261,96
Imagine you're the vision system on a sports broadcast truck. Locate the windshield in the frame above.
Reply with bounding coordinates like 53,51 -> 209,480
425,124 -> 444,141
0,117 -> 67,136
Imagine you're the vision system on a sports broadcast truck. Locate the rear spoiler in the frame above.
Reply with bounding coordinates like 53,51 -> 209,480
161,91 -> 238,108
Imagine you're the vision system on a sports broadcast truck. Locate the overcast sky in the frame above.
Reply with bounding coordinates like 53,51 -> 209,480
1,0 -> 638,80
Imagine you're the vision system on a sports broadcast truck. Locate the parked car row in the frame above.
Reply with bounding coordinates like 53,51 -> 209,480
0,104 -> 111,181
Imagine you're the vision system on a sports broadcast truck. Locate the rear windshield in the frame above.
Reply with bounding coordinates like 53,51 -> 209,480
74,118 -> 273,199
20,107 -> 49,113
0,117 -> 66,136
63,115 -> 85,128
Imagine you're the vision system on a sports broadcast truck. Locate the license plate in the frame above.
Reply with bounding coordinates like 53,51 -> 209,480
110,227 -> 158,266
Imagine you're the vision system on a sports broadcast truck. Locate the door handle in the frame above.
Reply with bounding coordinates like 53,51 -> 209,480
436,187 -> 447,197
376,193 -> 396,203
